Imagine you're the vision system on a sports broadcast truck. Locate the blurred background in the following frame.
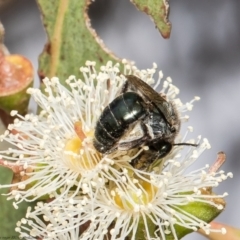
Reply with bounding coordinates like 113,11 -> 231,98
0,0 -> 239,239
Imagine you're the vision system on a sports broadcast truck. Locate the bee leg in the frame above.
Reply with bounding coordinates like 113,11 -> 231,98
146,151 -> 160,165
118,122 -> 151,150
118,136 -> 147,150
121,76 -> 136,93
121,80 -> 129,93
130,150 -> 147,169
131,148 -> 168,170
131,150 -> 165,171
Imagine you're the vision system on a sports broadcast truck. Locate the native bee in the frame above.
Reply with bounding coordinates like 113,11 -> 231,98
93,75 -> 196,169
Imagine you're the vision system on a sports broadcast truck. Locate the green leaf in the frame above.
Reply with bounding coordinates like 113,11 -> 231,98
130,0 -> 172,39
131,199 -> 224,240
0,166 -> 36,238
133,216 -> 156,239
171,200 -> 225,239
37,0 -> 122,86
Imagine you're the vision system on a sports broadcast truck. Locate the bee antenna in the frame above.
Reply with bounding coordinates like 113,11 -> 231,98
173,143 -> 198,147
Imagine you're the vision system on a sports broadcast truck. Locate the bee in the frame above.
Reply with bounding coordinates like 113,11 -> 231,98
93,75 -> 197,169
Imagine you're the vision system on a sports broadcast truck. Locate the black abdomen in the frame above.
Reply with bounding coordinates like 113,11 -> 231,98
94,92 -> 146,153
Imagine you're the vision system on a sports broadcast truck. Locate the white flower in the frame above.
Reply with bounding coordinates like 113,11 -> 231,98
0,61 -> 125,204
0,60 -> 195,205
0,60 -> 232,239
17,140 -> 232,240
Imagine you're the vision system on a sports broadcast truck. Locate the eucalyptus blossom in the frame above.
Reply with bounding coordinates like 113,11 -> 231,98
0,61 -> 232,239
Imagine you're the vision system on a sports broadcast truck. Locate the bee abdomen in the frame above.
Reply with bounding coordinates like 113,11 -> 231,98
94,92 -> 146,153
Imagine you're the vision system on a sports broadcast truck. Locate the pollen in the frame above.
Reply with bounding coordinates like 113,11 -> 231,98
61,120 -> 102,172
113,178 -> 157,210
64,135 -> 100,171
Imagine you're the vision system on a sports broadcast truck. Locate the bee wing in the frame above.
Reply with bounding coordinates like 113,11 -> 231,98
125,75 -> 175,125
125,75 -> 160,99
